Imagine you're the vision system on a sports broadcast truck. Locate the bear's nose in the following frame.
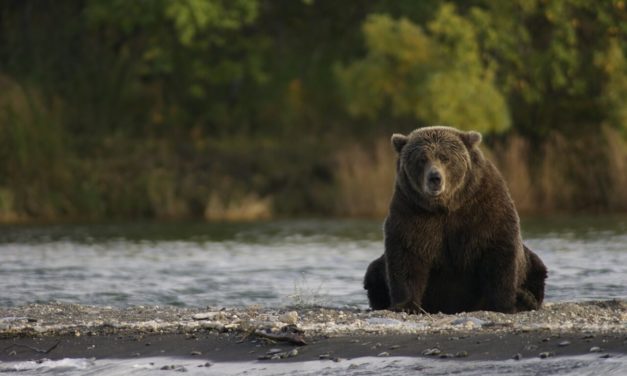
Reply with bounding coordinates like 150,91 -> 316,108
428,170 -> 442,186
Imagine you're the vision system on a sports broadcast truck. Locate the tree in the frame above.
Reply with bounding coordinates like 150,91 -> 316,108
336,4 -> 510,133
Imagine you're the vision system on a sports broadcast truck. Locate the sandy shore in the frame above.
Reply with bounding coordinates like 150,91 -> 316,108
1,300 -> 625,363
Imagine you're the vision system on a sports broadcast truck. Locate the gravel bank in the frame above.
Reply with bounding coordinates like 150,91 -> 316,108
1,300 -> 625,338
1,300 -> 625,363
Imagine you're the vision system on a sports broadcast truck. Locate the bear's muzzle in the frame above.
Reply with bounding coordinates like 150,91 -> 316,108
424,166 -> 445,196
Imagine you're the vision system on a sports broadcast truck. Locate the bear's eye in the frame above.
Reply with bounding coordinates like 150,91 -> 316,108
417,155 -> 429,164
439,155 -> 450,163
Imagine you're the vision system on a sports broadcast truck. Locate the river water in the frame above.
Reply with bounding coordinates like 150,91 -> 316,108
2,354 -> 626,375
0,216 -> 626,375
1,216 -> 626,308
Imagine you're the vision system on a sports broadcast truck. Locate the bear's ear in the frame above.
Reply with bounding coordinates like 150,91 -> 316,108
391,133 -> 408,154
461,131 -> 482,149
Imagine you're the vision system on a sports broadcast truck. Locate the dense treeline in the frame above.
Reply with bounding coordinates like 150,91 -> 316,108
1,0 -> 626,222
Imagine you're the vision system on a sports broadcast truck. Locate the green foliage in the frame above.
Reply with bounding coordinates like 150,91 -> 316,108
1,0 -> 627,221
469,0 -> 627,137
0,77 -> 73,218
597,39 -> 627,133
165,0 -> 258,45
336,5 -> 511,133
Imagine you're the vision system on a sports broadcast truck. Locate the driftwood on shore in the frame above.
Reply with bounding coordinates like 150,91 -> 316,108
252,329 -> 307,346
2,340 -> 60,355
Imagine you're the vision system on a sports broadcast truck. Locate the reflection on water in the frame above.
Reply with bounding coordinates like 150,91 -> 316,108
0,217 -> 625,308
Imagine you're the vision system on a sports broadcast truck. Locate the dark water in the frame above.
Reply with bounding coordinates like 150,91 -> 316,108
0,216 -> 626,308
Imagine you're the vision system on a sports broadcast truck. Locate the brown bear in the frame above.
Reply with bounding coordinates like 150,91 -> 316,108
364,126 -> 547,314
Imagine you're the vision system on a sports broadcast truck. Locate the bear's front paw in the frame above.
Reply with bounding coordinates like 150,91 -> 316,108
392,301 -> 424,315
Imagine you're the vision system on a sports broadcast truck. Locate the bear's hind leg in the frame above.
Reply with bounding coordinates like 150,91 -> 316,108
523,245 -> 547,304
364,255 -> 391,310
516,245 -> 548,311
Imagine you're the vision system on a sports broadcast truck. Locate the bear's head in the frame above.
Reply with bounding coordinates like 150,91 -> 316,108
391,126 -> 483,211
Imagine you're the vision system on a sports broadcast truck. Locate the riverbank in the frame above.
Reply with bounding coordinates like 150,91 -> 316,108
1,300 -> 625,363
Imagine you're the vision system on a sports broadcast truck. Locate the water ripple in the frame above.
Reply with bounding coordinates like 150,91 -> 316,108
0,218 -> 625,308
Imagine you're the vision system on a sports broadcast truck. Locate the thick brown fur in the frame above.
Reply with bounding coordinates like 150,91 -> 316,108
364,126 -> 547,314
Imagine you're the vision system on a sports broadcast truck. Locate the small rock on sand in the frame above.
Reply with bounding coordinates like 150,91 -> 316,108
450,317 -> 487,329
192,312 -> 220,321
279,311 -> 299,325
422,348 -> 441,356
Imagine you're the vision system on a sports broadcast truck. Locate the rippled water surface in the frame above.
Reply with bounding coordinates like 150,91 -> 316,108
1,355 -> 626,376
0,216 -> 625,308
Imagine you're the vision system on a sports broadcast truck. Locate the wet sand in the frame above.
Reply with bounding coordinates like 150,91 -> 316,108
1,300 -> 625,363
1,331 -> 625,363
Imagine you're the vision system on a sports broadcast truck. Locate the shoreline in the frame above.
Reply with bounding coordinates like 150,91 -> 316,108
1,300 -> 625,363
1,331 -> 624,363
